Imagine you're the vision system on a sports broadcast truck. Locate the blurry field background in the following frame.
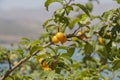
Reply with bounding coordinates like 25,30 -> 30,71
0,0 -> 119,46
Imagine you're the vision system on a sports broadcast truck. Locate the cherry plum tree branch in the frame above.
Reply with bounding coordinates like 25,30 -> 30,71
0,42 -> 52,80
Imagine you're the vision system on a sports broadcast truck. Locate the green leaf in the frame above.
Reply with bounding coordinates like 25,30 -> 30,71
54,8 -> 65,17
30,40 -> 41,47
21,37 -> 30,42
22,76 -> 33,80
45,24 -> 56,32
71,62 -> 81,69
117,18 -> 120,25
20,37 -> 30,45
113,58 -> 120,70
61,17 -> 70,26
43,18 -> 53,28
65,6 -> 73,15
5,77 -> 13,80
60,53 -> 73,62
40,71 -> 56,80
72,3 -> 90,17
69,18 -> 80,29
69,13 -> 89,29
46,71 -> 56,80
84,43 -> 93,53
78,14 -> 89,24
16,49 -> 24,57
30,46 -> 43,54
114,0 -> 120,4
58,60 -> 71,70
45,0 -> 63,11
47,46 -> 56,54
40,33 -> 50,39
102,10 -> 114,21
85,2 -> 93,12
67,47 -> 75,57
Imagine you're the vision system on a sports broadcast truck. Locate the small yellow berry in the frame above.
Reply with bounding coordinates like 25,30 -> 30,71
41,62 -> 51,71
77,32 -> 83,35
98,37 -> 104,45
52,36 -> 59,44
56,32 -> 65,41
61,36 -> 67,43
43,67 -> 51,71
42,62 -> 49,67
77,32 -> 88,39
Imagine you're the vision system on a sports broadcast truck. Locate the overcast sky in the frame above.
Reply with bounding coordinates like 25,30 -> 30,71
1,0 -> 43,9
0,0 -> 118,10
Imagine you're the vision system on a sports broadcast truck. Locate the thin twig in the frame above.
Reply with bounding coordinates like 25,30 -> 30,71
72,27 -> 80,35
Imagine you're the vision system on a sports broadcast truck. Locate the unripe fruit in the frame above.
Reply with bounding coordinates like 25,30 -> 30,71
56,32 -> 65,41
10,54 -> 16,61
86,21 -> 91,25
21,67 -> 26,74
52,36 -> 59,44
38,58 -> 43,63
84,28 -> 90,33
77,32 -> 88,39
13,61 -> 18,66
98,37 -> 104,45
21,67 -> 26,71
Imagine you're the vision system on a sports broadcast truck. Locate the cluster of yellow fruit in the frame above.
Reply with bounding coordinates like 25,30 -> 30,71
38,58 -> 51,71
52,32 -> 67,44
77,31 -> 104,45
51,30 -> 104,45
